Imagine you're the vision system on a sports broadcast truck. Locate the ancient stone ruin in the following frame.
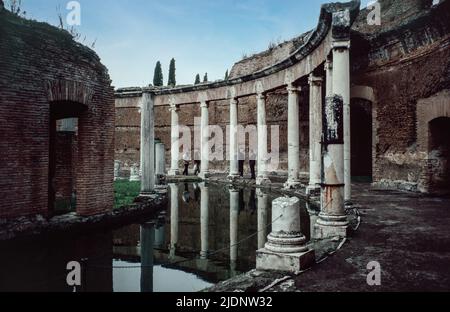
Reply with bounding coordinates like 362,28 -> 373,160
116,0 -> 450,196
0,6 -> 115,218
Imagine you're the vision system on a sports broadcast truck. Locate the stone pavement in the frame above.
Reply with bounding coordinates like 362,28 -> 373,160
291,184 -> 450,292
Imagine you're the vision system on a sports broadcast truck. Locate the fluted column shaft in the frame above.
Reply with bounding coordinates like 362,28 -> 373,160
285,84 -> 302,188
169,105 -> 180,176
257,93 -> 270,185
229,98 -> 239,178
308,74 -> 323,194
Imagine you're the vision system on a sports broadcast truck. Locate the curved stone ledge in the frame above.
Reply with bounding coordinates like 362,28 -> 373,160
0,192 -> 168,242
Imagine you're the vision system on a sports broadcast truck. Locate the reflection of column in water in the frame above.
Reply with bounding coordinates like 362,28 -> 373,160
169,183 -> 179,259
140,222 -> 155,293
229,188 -> 239,276
257,189 -> 268,249
200,183 -> 209,259
154,223 -> 165,248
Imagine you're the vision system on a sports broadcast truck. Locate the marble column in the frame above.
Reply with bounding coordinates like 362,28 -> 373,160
229,187 -> 239,276
140,93 -> 155,195
256,93 -> 270,185
155,142 -> 166,185
140,222 -> 155,293
325,58 -> 333,97
200,183 -> 209,259
169,183 -> 179,259
168,104 -> 180,176
315,95 -> 349,239
257,189 -> 268,250
199,101 -> 210,179
256,197 -> 315,272
114,160 -> 121,181
307,74 -> 323,195
229,98 -> 240,179
284,84 -> 302,189
332,40 -> 352,204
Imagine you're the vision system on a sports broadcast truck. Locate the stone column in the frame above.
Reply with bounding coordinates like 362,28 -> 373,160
229,98 -> 240,179
154,221 -> 165,248
140,222 -> 155,293
315,95 -> 349,239
307,74 -> 323,195
257,197 -> 315,272
257,189 -> 268,249
114,160 -> 121,181
229,187 -> 239,276
200,183 -> 209,259
332,40 -> 352,204
168,104 -> 180,176
169,183 -> 179,259
130,164 -> 141,182
325,58 -> 333,97
199,101 -> 210,179
140,93 -> 155,195
284,84 -> 302,189
155,142 -> 166,185
256,93 -> 270,185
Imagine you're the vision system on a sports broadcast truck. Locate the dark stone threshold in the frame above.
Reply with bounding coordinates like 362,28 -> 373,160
0,190 -> 168,242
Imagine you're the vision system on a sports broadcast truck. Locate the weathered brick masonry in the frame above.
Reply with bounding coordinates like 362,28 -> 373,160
0,8 -> 115,219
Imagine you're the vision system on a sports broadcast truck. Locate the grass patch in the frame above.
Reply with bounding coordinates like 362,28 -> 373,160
114,180 -> 141,209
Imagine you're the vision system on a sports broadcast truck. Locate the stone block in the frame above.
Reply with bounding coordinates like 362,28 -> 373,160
256,248 -> 315,273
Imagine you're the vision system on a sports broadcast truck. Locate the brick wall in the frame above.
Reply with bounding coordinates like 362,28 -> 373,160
0,10 -> 115,218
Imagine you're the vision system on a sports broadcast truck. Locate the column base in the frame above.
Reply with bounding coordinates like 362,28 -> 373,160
284,179 -> 302,190
256,248 -> 315,273
306,185 -> 321,197
228,174 -> 241,183
138,191 -> 156,198
256,176 -> 271,186
168,169 -> 180,176
129,176 -> 141,182
314,213 -> 349,239
198,171 -> 210,180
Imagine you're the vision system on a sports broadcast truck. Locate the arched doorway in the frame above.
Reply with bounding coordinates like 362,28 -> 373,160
49,101 -> 87,216
351,98 -> 373,182
428,117 -> 450,195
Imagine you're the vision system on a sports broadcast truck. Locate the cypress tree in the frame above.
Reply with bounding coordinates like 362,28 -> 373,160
203,73 -> 208,83
195,74 -> 201,85
168,58 -> 176,87
225,70 -> 229,80
153,61 -> 163,87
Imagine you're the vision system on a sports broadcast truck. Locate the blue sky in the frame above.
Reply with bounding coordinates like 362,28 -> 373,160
18,0 -> 371,88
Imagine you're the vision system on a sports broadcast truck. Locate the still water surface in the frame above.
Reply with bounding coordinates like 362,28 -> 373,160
0,183 -> 313,292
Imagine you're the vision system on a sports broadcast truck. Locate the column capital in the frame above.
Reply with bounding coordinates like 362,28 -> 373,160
332,40 -> 351,51
256,93 -> 266,101
308,74 -> 323,87
169,104 -> 179,112
230,98 -> 239,105
200,101 -> 209,109
287,84 -> 301,94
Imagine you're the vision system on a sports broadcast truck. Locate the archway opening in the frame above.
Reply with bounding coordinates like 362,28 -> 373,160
49,101 -> 87,216
351,98 -> 373,182
428,117 -> 450,195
